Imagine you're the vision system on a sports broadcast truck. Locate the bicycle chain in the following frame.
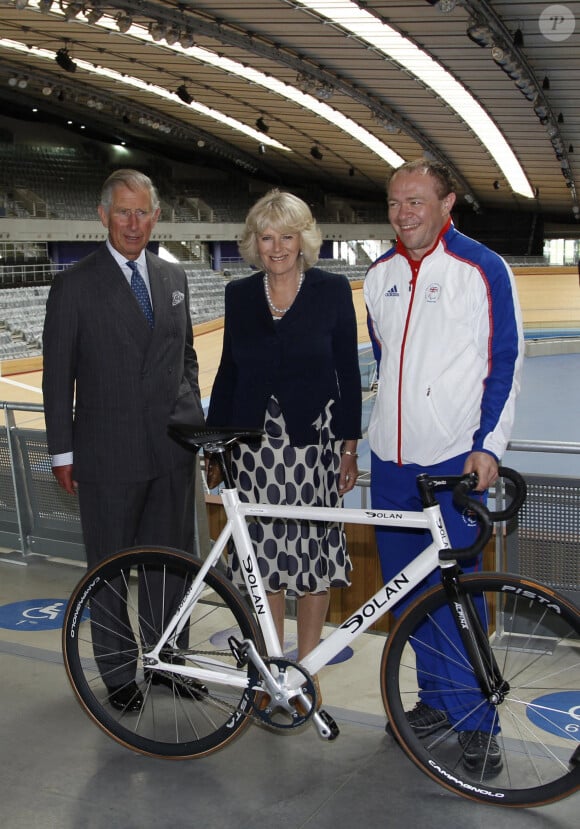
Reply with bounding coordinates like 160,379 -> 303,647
172,649 -> 275,727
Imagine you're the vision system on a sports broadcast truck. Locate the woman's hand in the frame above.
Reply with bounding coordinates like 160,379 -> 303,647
338,448 -> 358,495
204,453 -> 223,490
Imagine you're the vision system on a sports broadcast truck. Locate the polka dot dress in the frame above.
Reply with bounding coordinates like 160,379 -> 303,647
229,396 -> 352,597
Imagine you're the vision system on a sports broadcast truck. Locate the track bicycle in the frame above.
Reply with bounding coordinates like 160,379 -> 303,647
62,425 -> 580,808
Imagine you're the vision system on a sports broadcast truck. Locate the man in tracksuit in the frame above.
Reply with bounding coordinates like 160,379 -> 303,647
364,159 -> 524,776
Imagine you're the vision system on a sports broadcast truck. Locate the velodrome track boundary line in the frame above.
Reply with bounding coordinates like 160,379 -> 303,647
0,375 -> 43,395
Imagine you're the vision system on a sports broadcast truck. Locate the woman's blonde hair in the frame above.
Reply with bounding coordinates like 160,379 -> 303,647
238,189 -> 322,270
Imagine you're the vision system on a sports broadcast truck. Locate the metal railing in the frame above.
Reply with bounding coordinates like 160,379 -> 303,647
0,401 -> 210,565
1,400 -> 578,608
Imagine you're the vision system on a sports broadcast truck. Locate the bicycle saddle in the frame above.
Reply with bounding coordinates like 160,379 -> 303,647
168,423 -> 264,450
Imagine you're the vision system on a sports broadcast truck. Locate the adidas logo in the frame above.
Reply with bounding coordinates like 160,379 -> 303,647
384,284 -> 399,297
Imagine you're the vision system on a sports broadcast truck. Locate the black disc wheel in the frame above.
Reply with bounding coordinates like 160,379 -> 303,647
381,573 -> 580,807
63,547 -> 265,759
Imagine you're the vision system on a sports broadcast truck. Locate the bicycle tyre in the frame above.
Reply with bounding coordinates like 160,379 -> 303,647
63,546 -> 265,759
381,573 -> 580,807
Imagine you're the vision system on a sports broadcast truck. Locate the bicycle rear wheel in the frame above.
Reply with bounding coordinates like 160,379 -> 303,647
381,573 -> 580,807
63,547 -> 264,759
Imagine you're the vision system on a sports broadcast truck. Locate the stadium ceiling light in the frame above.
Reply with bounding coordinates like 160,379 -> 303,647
310,144 -> 323,160
295,0 -> 533,197
53,10 -> 402,166
176,83 -> 193,105
466,20 -> 495,48
86,6 -> 103,24
148,21 -> 167,42
255,116 -> 269,134
62,1 -> 84,22
179,30 -> 195,50
165,26 -> 181,46
115,12 -> 133,34
55,46 -> 77,72
0,36 -> 293,151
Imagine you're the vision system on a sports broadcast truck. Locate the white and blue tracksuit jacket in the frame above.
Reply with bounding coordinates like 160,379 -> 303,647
364,220 -> 524,467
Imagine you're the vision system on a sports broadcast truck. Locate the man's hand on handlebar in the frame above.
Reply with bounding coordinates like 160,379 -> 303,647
462,451 -> 499,492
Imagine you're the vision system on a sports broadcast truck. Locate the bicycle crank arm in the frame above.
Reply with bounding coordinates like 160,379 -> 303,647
231,637 -> 295,711
312,709 -> 340,741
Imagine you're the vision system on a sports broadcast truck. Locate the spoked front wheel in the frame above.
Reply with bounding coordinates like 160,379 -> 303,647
381,573 -> 580,807
63,547 -> 264,759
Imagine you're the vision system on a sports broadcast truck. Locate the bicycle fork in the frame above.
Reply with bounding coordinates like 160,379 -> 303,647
441,566 -> 510,705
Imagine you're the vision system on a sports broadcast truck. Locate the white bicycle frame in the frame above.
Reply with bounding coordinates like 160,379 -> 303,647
143,488 -> 455,691
143,484 -> 456,695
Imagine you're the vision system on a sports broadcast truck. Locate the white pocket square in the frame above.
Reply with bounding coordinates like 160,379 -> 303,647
172,290 -> 185,306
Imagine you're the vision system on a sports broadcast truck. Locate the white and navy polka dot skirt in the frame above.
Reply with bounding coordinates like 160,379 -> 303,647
229,396 -> 352,597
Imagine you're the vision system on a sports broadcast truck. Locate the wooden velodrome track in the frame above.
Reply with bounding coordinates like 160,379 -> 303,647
0,268 -> 579,428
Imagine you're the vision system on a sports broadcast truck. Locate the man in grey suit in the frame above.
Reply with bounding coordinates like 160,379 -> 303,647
42,169 -> 205,712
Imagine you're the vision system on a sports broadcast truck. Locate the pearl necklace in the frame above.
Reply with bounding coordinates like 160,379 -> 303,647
263,271 -> 304,315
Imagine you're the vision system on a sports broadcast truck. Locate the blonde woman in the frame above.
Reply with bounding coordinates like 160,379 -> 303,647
207,190 -> 361,698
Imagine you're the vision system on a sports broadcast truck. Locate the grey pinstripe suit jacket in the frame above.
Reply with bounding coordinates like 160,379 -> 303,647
42,244 -> 205,483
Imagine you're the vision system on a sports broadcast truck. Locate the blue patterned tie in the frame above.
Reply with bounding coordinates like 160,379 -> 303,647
126,260 -> 154,328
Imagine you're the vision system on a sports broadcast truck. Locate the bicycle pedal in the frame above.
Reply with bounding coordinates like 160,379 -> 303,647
228,635 -> 249,667
313,709 -> 340,741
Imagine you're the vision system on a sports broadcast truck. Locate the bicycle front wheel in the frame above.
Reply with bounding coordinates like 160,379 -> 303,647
63,547 -> 264,759
381,573 -> 580,807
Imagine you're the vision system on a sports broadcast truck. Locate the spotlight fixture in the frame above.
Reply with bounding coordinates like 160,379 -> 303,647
493,180 -> 500,190
179,30 -> 195,49
86,5 -> 103,24
437,0 -> 457,12
515,75 -> 535,101
55,47 -> 77,73
310,145 -> 323,161
313,81 -> 334,101
466,20 -> 494,48
256,116 -> 269,134
372,110 -> 401,134
115,12 -> 132,33
176,84 -> 193,105
148,21 -> 167,42
569,145 -> 574,154
38,0 -> 54,11
557,112 -> 564,124
42,83 -> 54,96
533,101 -> 548,120
542,76 -> 550,90
296,72 -> 334,101
513,28 -> 524,48
491,47 -> 522,80
165,26 -> 180,46
63,1 -> 84,21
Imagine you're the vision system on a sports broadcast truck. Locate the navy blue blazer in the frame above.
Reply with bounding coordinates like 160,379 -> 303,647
207,268 -> 362,445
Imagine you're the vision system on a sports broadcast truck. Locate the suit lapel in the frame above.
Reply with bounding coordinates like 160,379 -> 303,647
147,253 -> 170,336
